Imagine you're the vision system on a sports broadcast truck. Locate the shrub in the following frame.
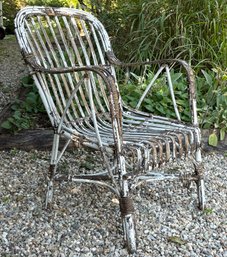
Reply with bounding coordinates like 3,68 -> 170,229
105,0 -> 227,70
119,67 -> 227,133
2,0 -> 20,34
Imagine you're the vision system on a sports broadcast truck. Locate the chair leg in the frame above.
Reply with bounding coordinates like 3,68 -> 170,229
45,133 -> 60,208
120,197 -> 137,253
45,164 -> 57,208
196,177 -> 205,210
118,156 -> 137,253
195,149 -> 205,210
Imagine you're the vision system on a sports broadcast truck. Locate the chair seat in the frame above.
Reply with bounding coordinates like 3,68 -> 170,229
67,111 -> 198,171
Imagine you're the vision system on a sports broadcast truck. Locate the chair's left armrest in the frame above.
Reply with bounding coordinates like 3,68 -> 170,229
22,50 -> 124,154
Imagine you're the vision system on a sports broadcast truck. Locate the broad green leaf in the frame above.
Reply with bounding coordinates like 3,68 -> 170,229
145,105 -> 154,112
20,122 -> 30,129
13,110 -> 21,119
1,120 -> 12,130
222,74 -> 227,81
80,161 -> 94,170
144,98 -> 153,104
201,70 -> 213,87
11,104 -> 20,111
170,72 -> 183,84
220,128 -> 226,141
208,133 -> 218,147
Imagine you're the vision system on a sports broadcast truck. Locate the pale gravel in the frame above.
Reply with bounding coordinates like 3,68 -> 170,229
0,150 -> 227,257
0,36 -> 227,257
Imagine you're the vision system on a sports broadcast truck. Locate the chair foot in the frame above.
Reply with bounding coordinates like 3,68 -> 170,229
45,180 -> 54,209
196,178 -> 205,210
119,197 -> 137,253
122,214 -> 137,253
193,162 -> 205,210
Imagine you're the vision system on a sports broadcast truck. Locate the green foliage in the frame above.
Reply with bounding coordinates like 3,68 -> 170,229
2,0 -> 226,147
196,68 -> 227,136
119,68 -> 227,141
2,0 -> 19,34
4,0 -> 227,71
120,69 -> 191,122
1,76 -> 46,133
23,0 -> 73,7
103,0 -> 227,70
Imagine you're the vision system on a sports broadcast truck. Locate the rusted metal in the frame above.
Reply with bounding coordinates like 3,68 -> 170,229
194,162 -> 204,179
15,6 -> 205,253
119,197 -> 135,217
48,164 -> 55,178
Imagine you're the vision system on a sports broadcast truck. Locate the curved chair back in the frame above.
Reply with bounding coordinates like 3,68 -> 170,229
15,6 -> 118,128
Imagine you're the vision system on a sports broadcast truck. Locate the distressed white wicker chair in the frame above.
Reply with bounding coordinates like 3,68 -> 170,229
15,6 -> 205,253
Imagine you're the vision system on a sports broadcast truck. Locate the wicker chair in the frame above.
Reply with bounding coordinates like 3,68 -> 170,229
15,6 -> 205,253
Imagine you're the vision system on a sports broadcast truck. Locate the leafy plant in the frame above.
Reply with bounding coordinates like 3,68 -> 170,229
120,68 -> 191,122
1,76 -> 46,133
196,68 -> 227,145
119,67 -> 227,146
2,0 -> 19,34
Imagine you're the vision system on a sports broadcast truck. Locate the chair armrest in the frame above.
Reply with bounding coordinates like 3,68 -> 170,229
22,50 -> 124,154
106,51 -> 198,127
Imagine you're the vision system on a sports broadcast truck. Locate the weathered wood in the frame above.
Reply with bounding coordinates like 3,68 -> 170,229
0,128 -> 226,151
0,129 -> 74,151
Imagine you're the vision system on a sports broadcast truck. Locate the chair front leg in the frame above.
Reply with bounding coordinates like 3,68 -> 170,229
120,195 -> 137,253
194,149 -> 205,210
118,156 -> 137,253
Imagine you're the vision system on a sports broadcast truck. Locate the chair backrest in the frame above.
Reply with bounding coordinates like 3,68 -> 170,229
15,6 -> 118,127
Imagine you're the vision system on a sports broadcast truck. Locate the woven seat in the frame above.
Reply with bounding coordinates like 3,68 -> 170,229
15,6 -> 205,253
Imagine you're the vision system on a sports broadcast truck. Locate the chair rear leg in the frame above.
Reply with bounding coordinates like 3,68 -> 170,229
45,133 -> 60,208
195,149 -> 205,210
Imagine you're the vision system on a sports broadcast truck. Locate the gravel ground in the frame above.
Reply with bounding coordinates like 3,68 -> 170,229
0,150 -> 227,257
0,36 -> 227,256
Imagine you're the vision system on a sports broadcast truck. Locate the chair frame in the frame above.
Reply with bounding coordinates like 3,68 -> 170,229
15,6 -> 205,253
